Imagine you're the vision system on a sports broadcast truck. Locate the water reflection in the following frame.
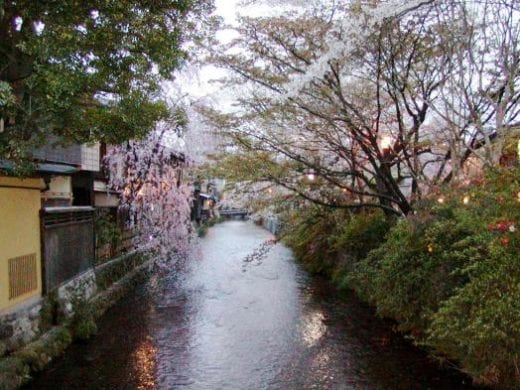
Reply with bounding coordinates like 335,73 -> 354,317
301,310 -> 327,347
132,336 -> 156,390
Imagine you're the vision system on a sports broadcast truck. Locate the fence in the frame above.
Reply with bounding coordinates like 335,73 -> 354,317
94,208 -> 138,263
41,207 -> 95,293
96,228 -> 138,263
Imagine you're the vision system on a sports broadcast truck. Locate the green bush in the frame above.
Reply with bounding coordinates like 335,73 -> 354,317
0,356 -> 29,389
349,207 -> 486,335
349,166 -> 520,386
94,209 -> 122,261
197,216 -> 224,237
281,207 -> 393,283
281,206 -> 344,274
330,211 -> 393,263
426,246 -> 520,387
14,327 -> 72,372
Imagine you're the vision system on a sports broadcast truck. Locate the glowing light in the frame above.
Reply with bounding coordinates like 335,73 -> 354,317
437,196 -> 445,204
301,311 -> 326,347
427,243 -> 433,253
380,136 -> 392,150
307,173 -> 315,181
132,338 -> 156,389
463,195 -> 470,205
268,188 -> 273,193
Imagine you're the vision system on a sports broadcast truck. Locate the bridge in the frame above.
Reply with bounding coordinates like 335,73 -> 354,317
219,208 -> 249,219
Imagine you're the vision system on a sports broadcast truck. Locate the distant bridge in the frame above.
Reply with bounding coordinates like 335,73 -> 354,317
219,209 -> 249,219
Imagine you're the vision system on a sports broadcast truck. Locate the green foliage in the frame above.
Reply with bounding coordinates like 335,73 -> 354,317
197,224 -> 209,237
38,290 -> 62,332
64,281 -> 98,341
281,207 -> 392,278
68,298 -> 97,342
348,166 -> 520,386
282,206 -> 345,274
0,356 -> 29,389
330,211 -> 393,264
13,327 -> 72,373
94,209 -> 122,259
0,0 -> 215,168
427,247 -> 520,387
349,210 -> 483,335
197,216 -> 225,237
95,252 -> 147,291
0,81 -> 15,107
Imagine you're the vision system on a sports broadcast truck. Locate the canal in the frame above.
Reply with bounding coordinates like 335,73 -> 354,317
26,220 -> 479,389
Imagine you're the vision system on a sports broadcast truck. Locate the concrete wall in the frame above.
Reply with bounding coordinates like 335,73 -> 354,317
0,177 -> 44,313
262,214 -> 280,235
94,180 -> 118,208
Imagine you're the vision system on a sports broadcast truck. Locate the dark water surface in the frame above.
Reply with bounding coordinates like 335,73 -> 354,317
26,221 -> 480,389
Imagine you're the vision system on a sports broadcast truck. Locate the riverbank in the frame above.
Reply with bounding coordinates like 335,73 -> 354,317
0,251 -> 152,389
280,167 -> 519,389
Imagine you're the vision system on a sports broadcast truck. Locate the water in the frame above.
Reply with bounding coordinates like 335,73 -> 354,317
26,221 -> 480,389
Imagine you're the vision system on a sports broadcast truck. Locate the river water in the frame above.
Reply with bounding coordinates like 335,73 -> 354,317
26,221 -> 479,389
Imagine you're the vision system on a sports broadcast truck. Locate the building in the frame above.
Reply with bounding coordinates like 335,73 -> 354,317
0,175 -> 45,318
0,141 -> 113,348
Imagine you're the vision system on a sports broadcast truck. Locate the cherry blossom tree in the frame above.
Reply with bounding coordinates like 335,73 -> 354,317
206,1 -> 445,215
431,0 -> 520,179
105,116 -> 193,258
205,0 -> 519,216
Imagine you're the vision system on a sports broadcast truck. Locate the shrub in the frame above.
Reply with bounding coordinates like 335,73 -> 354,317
330,211 -> 393,262
94,209 -> 122,263
281,207 -> 393,285
66,286 -> 97,341
350,208 -> 490,335
426,246 -> 520,387
349,166 -> 519,386
281,206 -> 346,274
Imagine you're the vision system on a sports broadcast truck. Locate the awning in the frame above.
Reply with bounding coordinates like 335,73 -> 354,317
0,160 -> 79,174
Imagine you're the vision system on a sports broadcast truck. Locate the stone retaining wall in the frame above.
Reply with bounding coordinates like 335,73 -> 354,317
0,251 -> 153,389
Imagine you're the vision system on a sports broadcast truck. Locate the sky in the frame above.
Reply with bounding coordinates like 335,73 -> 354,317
175,0 -> 298,112
175,0 -> 241,110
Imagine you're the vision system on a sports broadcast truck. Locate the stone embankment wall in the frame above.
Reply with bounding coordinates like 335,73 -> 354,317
0,251 -> 153,389
262,214 -> 281,235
